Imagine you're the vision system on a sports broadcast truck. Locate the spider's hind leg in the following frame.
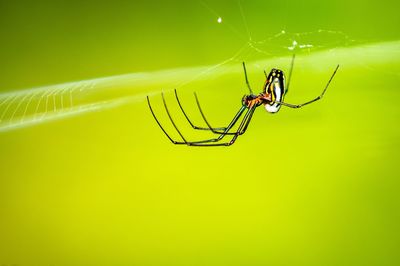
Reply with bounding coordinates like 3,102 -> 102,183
276,64 -> 339,108
285,54 -> 295,94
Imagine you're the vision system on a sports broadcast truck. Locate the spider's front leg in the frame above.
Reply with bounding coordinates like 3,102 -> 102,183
175,89 -> 239,135
186,105 -> 257,147
147,93 -> 253,146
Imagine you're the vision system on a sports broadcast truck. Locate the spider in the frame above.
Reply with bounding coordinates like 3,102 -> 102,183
147,55 -> 339,146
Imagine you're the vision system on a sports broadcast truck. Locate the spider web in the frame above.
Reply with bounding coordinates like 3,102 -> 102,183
174,0 -> 356,90
0,0 -> 397,133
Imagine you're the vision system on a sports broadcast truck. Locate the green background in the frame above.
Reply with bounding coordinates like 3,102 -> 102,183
0,0 -> 399,265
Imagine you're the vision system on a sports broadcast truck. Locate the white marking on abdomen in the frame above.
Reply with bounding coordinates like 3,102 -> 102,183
265,78 -> 283,113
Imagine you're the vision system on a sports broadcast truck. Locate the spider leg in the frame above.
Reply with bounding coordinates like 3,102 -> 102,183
285,54 -> 295,94
147,93 -> 248,145
161,92 -> 188,143
238,106 -> 256,135
147,95 -> 181,144
186,105 -> 247,144
174,89 -> 228,132
275,64 -> 339,109
242,62 -> 253,94
186,105 -> 257,146
194,92 -> 241,135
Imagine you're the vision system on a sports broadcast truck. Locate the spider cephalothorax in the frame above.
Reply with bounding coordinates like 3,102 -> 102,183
147,55 -> 339,146
242,94 -> 262,108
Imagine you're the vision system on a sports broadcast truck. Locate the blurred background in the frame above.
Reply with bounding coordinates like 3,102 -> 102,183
0,0 -> 399,265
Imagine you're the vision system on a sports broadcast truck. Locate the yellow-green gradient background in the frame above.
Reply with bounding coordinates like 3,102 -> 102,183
0,0 -> 399,265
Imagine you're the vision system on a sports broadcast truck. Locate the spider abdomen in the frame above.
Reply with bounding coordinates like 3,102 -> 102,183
264,68 -> 286,113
